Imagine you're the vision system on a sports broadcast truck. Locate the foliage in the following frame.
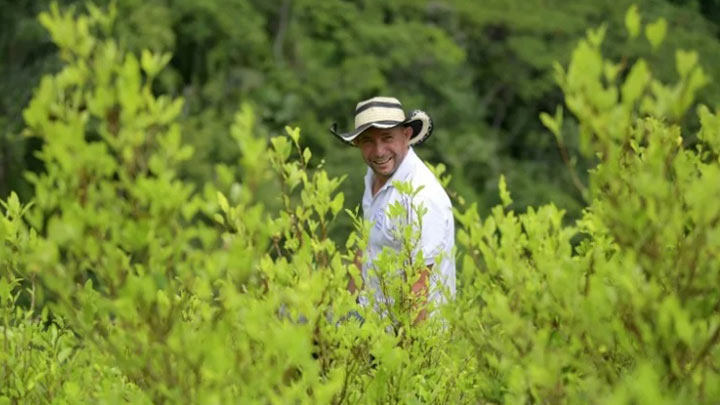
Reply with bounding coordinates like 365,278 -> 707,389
3,0 -> 720,223
1,2 -> 720,404
0,0 -> 76,199
452,12 -> 720,401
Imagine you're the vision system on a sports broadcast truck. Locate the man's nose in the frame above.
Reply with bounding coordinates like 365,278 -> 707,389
371,141 -> 384,156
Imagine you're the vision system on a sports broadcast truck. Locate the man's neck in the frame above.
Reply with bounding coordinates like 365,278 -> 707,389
371,174 -> 389,196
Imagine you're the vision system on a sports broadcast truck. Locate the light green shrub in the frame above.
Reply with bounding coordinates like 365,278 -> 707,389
1,3 -> 718,404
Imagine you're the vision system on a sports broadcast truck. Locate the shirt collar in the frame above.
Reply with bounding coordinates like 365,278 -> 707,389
364,147 -> 418,196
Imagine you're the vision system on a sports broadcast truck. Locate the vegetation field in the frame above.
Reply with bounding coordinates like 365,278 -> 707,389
1,2 -> 719,403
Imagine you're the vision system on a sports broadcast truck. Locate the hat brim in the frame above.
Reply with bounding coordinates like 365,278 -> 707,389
405,110 -> 433,146
330,110 -> 433,146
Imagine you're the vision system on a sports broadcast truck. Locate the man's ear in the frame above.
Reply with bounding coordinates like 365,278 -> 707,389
403,125 -> 413,140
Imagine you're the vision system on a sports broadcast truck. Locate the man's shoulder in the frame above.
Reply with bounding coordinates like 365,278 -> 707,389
408,158 -> 452,208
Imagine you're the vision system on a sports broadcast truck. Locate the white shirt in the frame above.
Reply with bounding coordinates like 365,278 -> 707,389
360,147 -> 456,308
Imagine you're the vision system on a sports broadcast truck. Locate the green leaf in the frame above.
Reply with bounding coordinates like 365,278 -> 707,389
213,213 -> 225,225
603,61 -> 622,82
540,106 -> 563,141
387,200 -> 407,220
539,112 -> 557,137
270,136 -> 292,162
697,105 -> 720,153
625,5 -> 641,38
621,59 -> 650,106
645,18 -> 667,50
392,180 -> 414,196
159,97 -> 185,124
217,191 -> 230,213
587,24 -> 607,48
285,125 -> 300,144
57,347 -> 73,363
498,174 -> 513,208
6,192 -> 21,216
140,49 -> 172,78
330,193 -> 344,216
675,49 -> 698,79
0,278 -> 13,305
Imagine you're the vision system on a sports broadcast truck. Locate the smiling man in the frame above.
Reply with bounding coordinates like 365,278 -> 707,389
331,96 -> 456,323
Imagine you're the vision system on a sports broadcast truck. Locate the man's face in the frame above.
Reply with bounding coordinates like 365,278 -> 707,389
354,125 -> 412,181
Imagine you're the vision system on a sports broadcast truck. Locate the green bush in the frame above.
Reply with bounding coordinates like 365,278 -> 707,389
1,3 -> 719,404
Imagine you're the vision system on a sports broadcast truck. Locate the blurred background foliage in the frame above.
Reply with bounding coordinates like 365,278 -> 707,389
2,0 -> 719,229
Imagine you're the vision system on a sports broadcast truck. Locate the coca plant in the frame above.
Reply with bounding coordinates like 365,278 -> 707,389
1,3 -> 719,404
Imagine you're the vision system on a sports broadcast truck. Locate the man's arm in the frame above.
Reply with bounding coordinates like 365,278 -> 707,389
348,249 -> 363,294
408,188 -> 451,325
411,265 -> 431,325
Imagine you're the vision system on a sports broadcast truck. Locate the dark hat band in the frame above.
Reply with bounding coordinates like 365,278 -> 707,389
354,101 -> 404,115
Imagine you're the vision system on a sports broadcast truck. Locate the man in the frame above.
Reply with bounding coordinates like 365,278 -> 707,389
331,96 -> 456,323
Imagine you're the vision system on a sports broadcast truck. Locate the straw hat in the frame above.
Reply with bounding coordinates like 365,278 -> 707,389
330,96 -> 433,146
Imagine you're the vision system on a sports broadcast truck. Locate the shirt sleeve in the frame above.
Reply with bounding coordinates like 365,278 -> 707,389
408,189 -> 451,267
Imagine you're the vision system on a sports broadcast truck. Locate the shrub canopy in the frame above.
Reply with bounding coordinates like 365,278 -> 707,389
1,3 -> 720,404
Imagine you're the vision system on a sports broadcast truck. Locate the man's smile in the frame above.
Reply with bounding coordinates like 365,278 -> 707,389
372,156 -> 394,173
